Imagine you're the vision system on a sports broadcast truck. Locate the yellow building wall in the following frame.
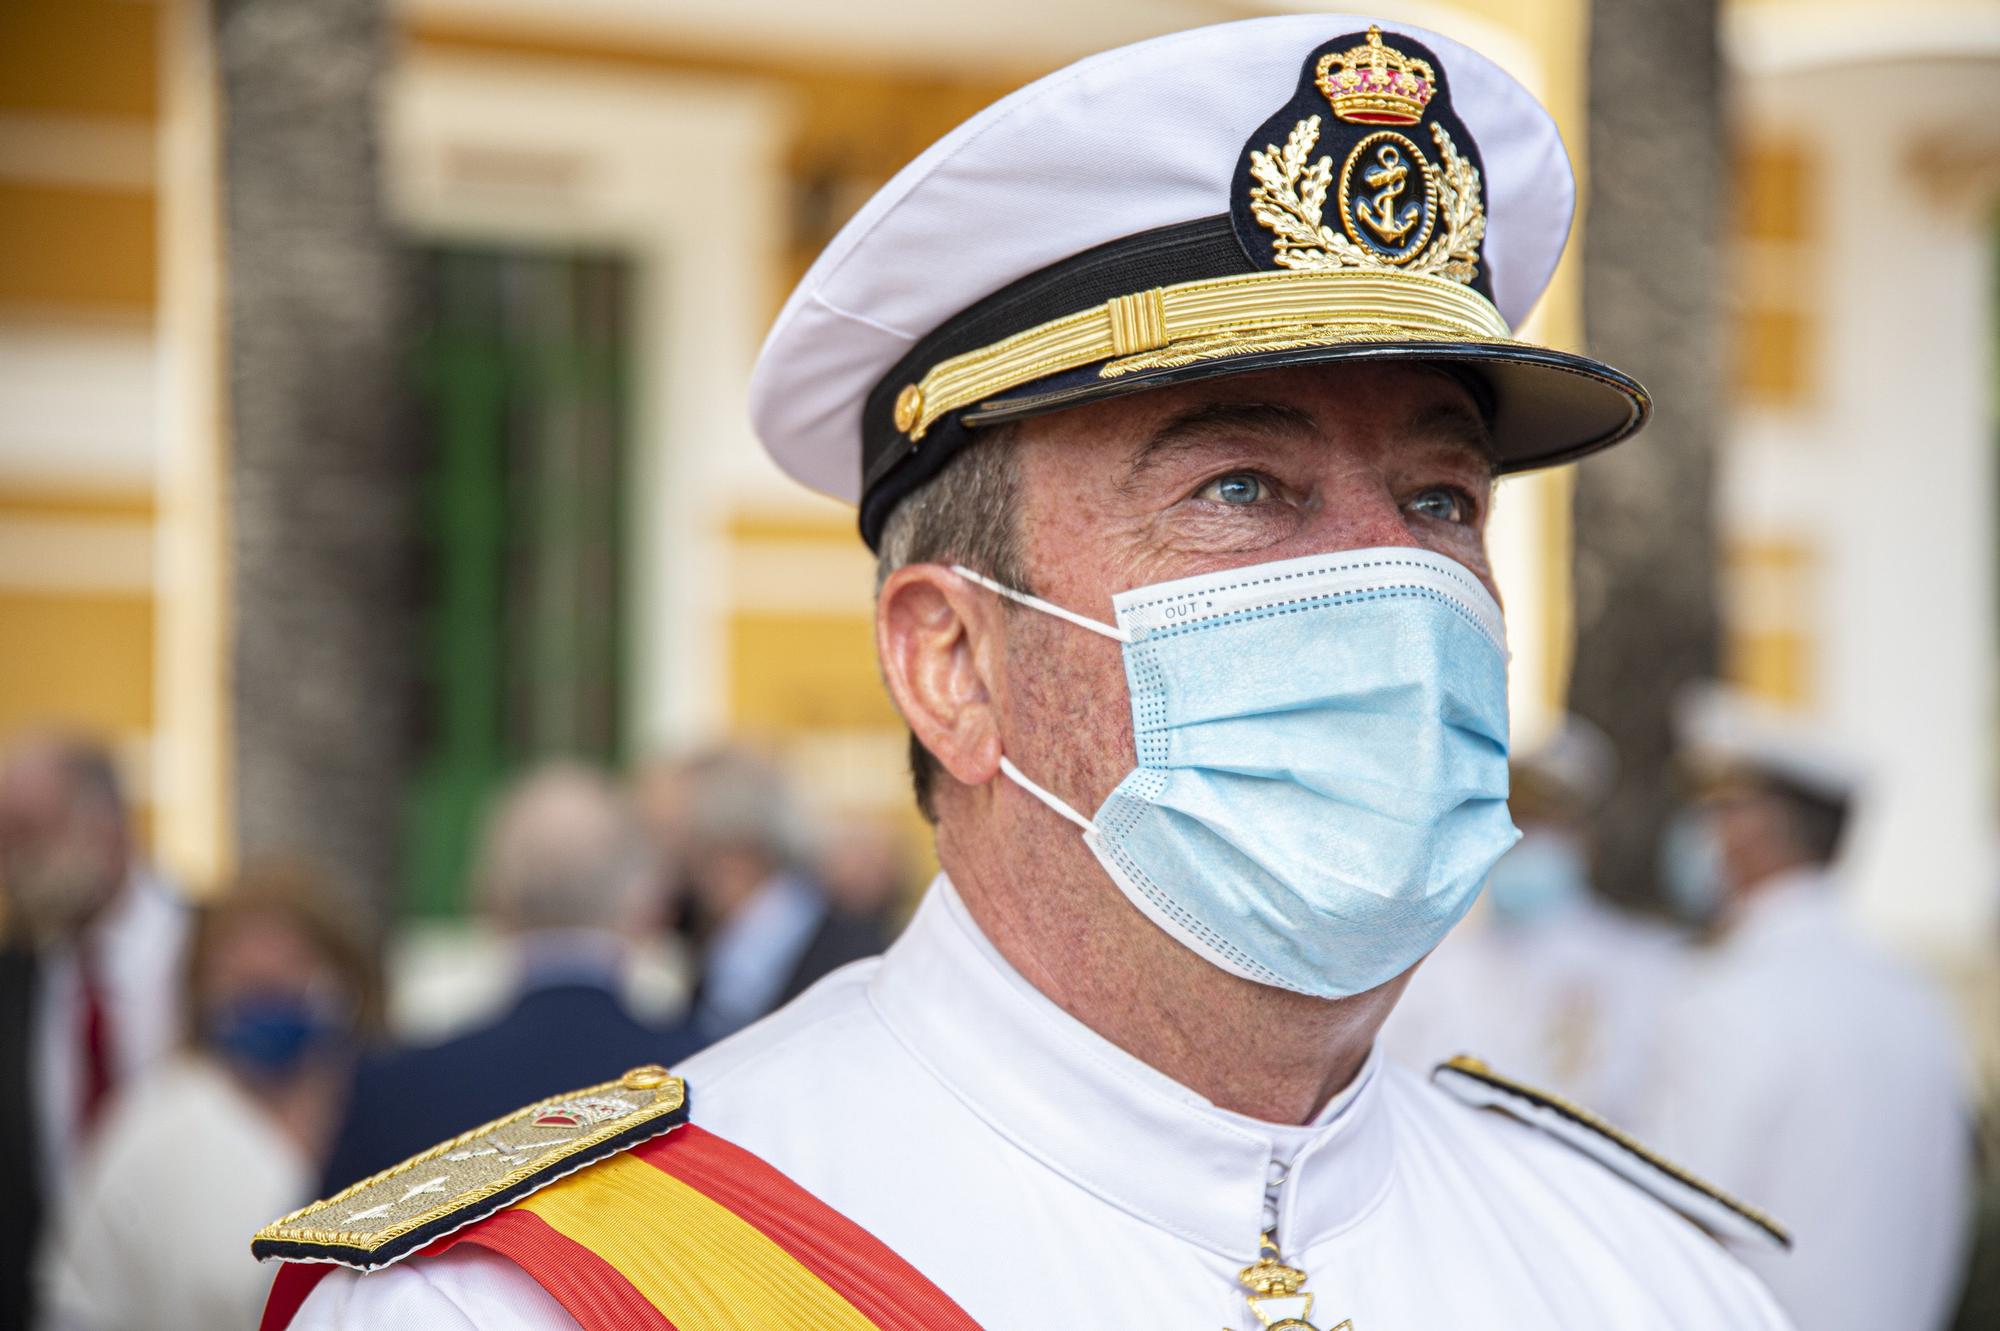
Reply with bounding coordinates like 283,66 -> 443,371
0,592 -> 154,737
0,1 -> 162,833
1721,537 -> 1817,706
0,184 -> 157,311
722,507 -> 935,874
721,509 -> 903,755
0,487 -> 159,841
1720,136 -> 1822,709
730,613 -> 901,734
0,0 -> 158,315
0,0 -> 157,120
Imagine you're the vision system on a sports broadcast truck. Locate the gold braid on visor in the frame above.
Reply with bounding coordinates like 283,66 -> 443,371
893,266 -> 1511,442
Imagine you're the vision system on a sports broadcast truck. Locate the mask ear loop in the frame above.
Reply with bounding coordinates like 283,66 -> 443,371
948,565 -> 1116,832
951,565 -> 1131,643
997,756 -> 1097,833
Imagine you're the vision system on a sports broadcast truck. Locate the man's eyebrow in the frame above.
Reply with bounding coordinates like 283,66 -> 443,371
1124,400 -> 1319,482
1404,397 -> 1497,469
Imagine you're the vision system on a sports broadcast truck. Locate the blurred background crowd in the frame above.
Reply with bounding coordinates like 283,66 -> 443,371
0,0 -> 1995,1328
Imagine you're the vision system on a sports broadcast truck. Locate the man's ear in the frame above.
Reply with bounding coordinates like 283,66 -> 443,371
876,565 -> 1005,790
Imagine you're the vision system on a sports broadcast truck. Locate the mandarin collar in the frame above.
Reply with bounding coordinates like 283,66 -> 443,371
868,875 -> 1397,1258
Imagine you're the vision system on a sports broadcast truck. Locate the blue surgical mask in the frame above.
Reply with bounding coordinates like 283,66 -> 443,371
1483,828 -> 1590,926
1659,808 -> 1727,925
956,546 -> 1518,999
207,995 -> 346,1081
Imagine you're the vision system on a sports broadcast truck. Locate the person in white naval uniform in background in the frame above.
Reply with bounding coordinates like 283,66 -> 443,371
1638,686 -> 1975,1331
1382,715 -> 1684,1123
270,17 -> 1793,1330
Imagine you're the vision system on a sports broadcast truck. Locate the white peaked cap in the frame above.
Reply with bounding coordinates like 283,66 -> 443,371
1675,684 -> 1867,803
750,15 -> 1647,544
1516,713 -> 1620,808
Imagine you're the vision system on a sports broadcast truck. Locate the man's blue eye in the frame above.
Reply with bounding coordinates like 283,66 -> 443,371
1203,474 -> 1265,505
1409,488 -> 1466,522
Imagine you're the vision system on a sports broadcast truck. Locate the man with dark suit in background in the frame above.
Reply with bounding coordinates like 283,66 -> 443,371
636,746 -> 891,1042
0,732 -> 188,1331
322,763 -> 697,1190
0,925 -> 38,1331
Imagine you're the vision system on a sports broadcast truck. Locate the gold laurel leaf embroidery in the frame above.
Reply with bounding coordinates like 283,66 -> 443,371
1248,116 -> 1377,271
1417,121 -> 1485,284
1248,115 -> 1484,284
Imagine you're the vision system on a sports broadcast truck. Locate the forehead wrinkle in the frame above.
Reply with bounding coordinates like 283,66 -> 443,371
1120,400 -> 1320,488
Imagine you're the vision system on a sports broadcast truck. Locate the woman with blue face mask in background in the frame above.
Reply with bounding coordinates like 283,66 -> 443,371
39,859 -> 378,1331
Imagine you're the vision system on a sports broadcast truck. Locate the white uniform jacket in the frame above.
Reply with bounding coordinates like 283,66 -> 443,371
1382,896 -> 1684,1124
43,1056 -> 310,1331
1638,870 -> 1975,1331
293,877 -> 1791,1330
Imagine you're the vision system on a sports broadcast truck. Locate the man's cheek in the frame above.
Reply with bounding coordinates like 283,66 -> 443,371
1007,621 -> 1134,803
1062,644 -> 1138,809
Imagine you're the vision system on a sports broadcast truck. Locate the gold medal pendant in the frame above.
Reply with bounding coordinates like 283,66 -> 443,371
1237,1234 -> 1353,1331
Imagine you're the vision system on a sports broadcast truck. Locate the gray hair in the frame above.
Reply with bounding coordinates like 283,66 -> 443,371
674,747 -> 816,868
873,427 -> 1026,821
0,730 -> 126,819
473,762 -> 656,933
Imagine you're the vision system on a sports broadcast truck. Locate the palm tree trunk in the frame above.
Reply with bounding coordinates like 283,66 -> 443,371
1572,0 -> 1725,904
214,0 -> 413,924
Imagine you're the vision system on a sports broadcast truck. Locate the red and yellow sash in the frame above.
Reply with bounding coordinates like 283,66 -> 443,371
262,1125 -> 982,1331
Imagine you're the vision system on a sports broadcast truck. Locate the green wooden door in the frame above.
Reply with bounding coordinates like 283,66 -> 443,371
404,246 -> 632,918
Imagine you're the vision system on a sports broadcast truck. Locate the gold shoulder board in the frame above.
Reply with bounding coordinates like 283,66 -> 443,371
252,1065 -> 687,1271
1432,1054 -> 1789,1251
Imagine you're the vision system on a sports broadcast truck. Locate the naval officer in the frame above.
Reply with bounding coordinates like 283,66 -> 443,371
1639,686 -> 1974,1331
268,16 -> 1793,1329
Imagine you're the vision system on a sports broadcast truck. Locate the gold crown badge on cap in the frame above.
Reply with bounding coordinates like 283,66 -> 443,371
1315,26 -> 1437,126
1249,27 -> 1485,285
